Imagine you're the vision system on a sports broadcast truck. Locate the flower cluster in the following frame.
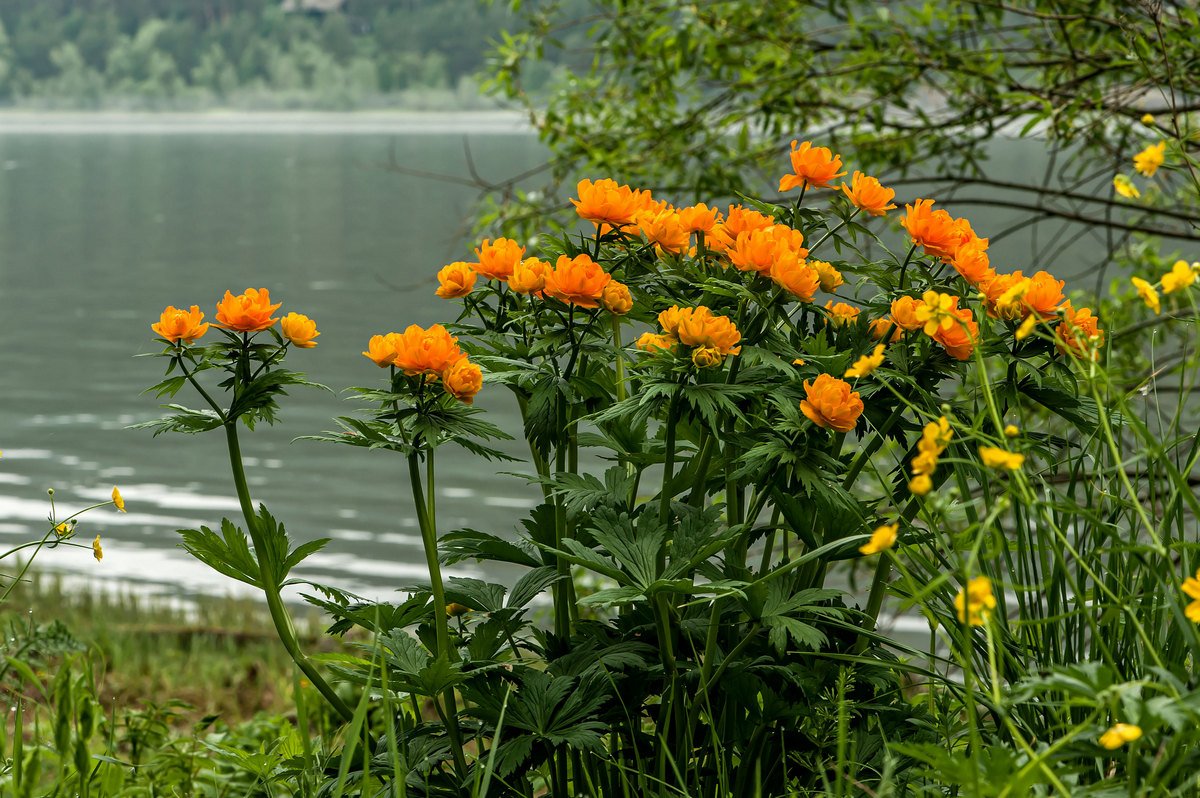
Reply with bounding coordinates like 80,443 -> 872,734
1114,136 -> 1168,199
908,416 -> 953,495
1130,259 -> 1200,316
362,324 -> 482,403
637,305 -> 743,369
152,288 -> 319,349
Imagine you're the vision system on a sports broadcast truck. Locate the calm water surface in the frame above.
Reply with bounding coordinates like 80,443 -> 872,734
0,115 -> 545,602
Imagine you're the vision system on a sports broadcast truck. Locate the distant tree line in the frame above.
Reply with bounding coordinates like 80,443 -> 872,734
0,0 -> 585,109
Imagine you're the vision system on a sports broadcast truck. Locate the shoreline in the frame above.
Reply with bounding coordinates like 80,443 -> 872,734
0,109 -> 535,135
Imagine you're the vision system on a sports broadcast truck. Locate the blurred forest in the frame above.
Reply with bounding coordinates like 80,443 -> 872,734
0,0 -> 585,109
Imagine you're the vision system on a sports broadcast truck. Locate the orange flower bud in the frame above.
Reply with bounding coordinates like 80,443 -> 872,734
869,317 -> 902,342
636,332 -> 676,352
840,171 -> 896,216
215,288 -> 282,333
811,260 -> 843,293
280,312 -> 320,348
391,324 -> 465,376
779,140 -> 846,192
436,261 -> 478,298
152,305 -> 210,344
570,178 -> 642,227
601,281 -> 633,315
800,374 -> 864,433
442,358 -> 483,404
691,345 -> 724,369
473,238 -> 526,281
543,254 -> 612,308
509,257 -> 549,295
362,333 -> 401,367
770,257 -> 820,302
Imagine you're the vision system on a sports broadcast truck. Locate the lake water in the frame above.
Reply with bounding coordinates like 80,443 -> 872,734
0,112 -> 545,603
0,113 -> 1147,610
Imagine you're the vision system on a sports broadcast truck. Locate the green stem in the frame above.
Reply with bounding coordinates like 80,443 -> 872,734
611,315 -> 627,403
406,449 -> 468,778
224,423 -> 353,722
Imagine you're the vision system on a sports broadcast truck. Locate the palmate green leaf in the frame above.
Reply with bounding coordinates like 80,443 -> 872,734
129,404 -> 223,436
439,528 -> 541,568
586,509 -> 664,589
301,589 -> 429,636
500,670 -> 609,754
444,577 -> 508,613
299,416 -> 413,454
507,566 -> 560,609
549,467 -> 636,516
178,519 -> 260,588
227,369 -> 330,430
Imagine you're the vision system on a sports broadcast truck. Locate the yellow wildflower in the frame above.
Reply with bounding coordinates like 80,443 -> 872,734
908,474 -> 933,495
1181,567 -> 1200,622
1133,141 -> 1166,178
979,446 -> 1025,470
691,346 -> 725,369
1141,113 -> 1155,125
1099,723 -> 1142,750
1015,315 -> 1038,340
810,260 -> 844,293
1161,260 -> 1197,294
112,486 -> 125,512
1004,424 -> 1019,438
954,576 -> 996,626
53,522 -> 72,538
1113,174 -> 1140,199
92,535 -> 103,562
859,523 -> 898,555
1131,276 -> 1160,314
844,344 -> 885,379
914,291 -> 958,335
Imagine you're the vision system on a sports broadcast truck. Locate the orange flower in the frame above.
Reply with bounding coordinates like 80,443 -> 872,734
658,305 -> 686,335
901,200 -> 978,261
674,306 -> 742,355
771,257 -> 820,301
1056,303 -> 1104,356
869,317 -> 902,342
636,207 -> 691,254
728,226 -> 803,273
543,254 -> 612,308
889,296 -> 924,331
1022,270 -> 1066,319
931,303 -> 979,360
152,305 -> 210,344
391,324 -> 465,376
362,332 -> 401,367
280,312 -> 320,348
825,300 -> 860,326
436,262 -> 478,298
840,171 -> 896,216
509,257 -> 549,295
709,205 -> 775,253
473,238 -> 526,281
570,178 -> 641,226
601,281 -> 633,315
677,203 -> 722,234
980,271 -> 1028,319
636,332 -> 676,352
442,358 -> 483,404
800,374 -> 864,433
779,140 -> 846,192
951,238 -> 995,287
215,288 -> 282,332
811,260 -> 844,292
